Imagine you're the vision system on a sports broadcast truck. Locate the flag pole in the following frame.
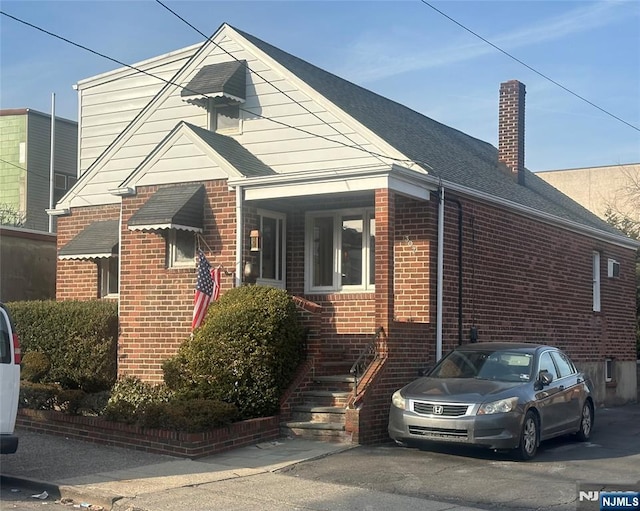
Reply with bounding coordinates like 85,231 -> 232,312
48,92 -> 56,233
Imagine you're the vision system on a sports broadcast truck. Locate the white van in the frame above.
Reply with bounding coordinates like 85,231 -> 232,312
0,302 -> 20,454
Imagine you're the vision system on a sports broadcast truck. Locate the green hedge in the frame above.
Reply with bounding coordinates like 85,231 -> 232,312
163,285 -> 305,419
7,300 -> 118,392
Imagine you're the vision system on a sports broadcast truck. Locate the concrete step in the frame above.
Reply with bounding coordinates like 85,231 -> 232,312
280,421 -> 352,443
291,405 -> 346,423
304,390 -> 352,407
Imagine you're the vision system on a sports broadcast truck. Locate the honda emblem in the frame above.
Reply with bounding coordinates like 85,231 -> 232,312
433,405 -> 444,415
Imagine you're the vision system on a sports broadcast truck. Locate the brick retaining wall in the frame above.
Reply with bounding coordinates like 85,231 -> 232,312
16,409 -> 280,459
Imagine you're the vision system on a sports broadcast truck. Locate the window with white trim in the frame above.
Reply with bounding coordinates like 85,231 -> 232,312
592,251 -> 601,312
209,103 -> 241,134
306,209 -> 375,293
605,358 -> 614,383
99,257 -> 119,297
256,210 -> 286,288
166,230 -> 195,268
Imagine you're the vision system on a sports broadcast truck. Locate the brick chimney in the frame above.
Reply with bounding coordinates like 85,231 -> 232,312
498,80 -> 526,185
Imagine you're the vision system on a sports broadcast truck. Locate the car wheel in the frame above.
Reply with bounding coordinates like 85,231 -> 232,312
575,401 -> 593,442
516,411 -> 539,461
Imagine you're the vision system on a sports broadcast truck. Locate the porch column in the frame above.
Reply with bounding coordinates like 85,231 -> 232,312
374,188 -> 395,355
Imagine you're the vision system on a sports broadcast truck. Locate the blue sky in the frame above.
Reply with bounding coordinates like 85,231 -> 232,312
1,0 -> 638,172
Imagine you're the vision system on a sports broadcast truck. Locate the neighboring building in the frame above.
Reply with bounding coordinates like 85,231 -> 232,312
0,226 -> 56,301
0,109 -> 77,232
537,164 -> 640,224
49,24 -> 639,444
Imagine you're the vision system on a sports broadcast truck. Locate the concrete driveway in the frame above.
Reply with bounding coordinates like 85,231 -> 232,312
281,404 -> 640,511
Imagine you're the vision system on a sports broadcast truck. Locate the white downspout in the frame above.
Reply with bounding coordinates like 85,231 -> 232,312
235,185 -> 243,287
436,186 -> 445,361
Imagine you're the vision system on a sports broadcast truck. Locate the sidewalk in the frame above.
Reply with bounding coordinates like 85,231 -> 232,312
1,429 -> 484,511
0,429 -> 351,508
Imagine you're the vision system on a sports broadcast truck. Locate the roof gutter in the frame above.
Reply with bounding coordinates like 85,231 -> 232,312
422,175 -> 640,250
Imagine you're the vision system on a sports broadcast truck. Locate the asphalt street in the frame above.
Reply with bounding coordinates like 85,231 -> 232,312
1,404 -> 639,511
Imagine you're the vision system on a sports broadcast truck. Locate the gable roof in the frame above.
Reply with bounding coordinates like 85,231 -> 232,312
234,27 -> 628,241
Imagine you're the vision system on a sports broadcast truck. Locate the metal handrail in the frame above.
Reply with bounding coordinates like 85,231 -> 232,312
350,326 -> 383,397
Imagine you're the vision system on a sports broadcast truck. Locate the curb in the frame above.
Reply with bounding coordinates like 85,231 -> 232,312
1,474 -> 122,510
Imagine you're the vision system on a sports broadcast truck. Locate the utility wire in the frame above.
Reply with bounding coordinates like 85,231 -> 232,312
1,9 -> 430,171
420,1 -> 640,133
153,0 -> 387,166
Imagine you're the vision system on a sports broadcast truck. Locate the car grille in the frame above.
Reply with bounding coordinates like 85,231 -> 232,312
412,402 -> 471,417
408,425 -> 468,439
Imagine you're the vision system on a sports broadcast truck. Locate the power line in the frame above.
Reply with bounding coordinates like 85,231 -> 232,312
420,0 -> 640,133
153,0 -> 388,166
0,9 -> 431,172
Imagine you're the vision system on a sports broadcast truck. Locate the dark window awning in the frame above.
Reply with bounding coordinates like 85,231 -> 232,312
59,219 -> 119,260
128,184 -> 205,232
181,60 -> 246,103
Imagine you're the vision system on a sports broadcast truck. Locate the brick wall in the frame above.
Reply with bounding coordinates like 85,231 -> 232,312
356,190 -> 637,443
118,181 -> 237,381
56,204 -> 120,300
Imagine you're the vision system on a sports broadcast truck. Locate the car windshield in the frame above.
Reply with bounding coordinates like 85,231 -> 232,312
430,349 -> 533,382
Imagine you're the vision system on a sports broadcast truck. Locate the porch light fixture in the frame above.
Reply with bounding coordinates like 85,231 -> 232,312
250,229 -> 261,251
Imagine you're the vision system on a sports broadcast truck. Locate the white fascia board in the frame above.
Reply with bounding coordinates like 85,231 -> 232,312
237,164 -> 436,201
75,43 -> 201,90
431,177 -> 640,250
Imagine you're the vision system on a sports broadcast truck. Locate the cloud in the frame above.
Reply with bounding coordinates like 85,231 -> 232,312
338,1 -> 636,83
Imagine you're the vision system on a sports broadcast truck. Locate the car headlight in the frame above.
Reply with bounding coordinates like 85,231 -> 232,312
391,390 -> 406,409
477,397 -> 518,415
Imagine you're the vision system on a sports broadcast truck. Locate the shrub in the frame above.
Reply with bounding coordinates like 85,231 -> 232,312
19,381 -> 60,410
163,285 -> 305,419
7,300 -> 118,392
138,399 -> 239,432
103,376 -> 172,420
21,351 -> 51,383
56,389 -> 87,415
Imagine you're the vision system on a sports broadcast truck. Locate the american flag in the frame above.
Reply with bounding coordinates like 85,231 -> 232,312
192,250 -> 216,330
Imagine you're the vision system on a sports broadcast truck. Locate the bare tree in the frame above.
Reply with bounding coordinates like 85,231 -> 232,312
0,204 -> 26,227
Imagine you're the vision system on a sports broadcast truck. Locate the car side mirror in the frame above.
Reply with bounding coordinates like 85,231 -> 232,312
418,366 -> 432,377
538,370 -> 553,386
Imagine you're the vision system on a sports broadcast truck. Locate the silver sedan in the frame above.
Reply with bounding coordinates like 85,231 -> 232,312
388,342 -> 594,460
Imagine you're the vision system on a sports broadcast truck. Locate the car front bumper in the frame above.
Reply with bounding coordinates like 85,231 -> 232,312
388,405 -> 524,450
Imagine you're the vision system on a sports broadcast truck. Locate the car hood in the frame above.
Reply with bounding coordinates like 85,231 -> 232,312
402,377 -> 522,403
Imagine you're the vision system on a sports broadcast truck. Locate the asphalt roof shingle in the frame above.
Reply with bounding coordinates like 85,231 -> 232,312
235,27 -> 622,237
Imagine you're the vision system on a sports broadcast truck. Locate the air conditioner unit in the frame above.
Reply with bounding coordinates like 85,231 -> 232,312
607,258 -> 620,278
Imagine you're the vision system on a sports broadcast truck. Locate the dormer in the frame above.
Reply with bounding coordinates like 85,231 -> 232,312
181,60 -> 247,135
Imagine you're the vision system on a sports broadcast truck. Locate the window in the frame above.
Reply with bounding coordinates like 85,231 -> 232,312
607,258 -> 620,278
210,103 -> 241,134
166,230 -> 195,268
99,257 -> 118,297
54,173 -> 77,202
550,351 -> 575,378
537,352 -> 558,380
306,209 -> 375,293
592,251 -> 601,312
605,358 -> 614,383
256,210 -> 286,287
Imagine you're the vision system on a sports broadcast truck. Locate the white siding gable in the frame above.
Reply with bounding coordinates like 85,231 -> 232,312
121,124 -> 244,190
64,24 -> 412,210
